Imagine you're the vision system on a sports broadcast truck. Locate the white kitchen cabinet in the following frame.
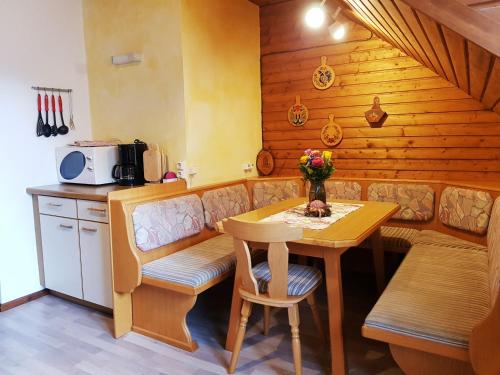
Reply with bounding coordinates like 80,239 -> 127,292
40,215 -> 83,299
79,220 -> 112,308
38,195 -> 112,309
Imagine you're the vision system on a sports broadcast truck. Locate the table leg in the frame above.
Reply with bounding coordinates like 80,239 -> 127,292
225,266 -> 242,351
324,250 -> 347,375
370,228 -> 385,294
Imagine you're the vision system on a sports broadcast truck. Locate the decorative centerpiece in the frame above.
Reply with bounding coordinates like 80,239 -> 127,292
304,199 -> 332,217
299,149 -> 335,207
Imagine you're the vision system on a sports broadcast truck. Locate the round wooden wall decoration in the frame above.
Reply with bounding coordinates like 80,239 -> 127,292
312,56 -> 335,90
288,95 -> 308,127
320,114 -> 343,147
256,149 -> 275,176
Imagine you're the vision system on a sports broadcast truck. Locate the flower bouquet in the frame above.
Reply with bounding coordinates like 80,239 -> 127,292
299,149 -> 335,215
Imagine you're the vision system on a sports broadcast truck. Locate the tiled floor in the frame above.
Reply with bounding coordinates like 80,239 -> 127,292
0,268 -> 402,374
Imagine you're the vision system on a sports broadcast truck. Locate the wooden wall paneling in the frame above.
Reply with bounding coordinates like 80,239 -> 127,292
441,26 -> 469,93
392,0 -> 446,77
468,42 -> 494,101
260,0 -> 500,181
482,57 -> 500,108
414,10 -> 458,85
377,0 -> 434,68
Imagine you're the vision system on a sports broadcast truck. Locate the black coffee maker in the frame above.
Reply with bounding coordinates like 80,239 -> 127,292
112,139 -> 148,186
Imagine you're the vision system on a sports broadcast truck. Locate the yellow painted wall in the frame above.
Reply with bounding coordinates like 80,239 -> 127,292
181,0 -> 262,186
83,0 -> 187,167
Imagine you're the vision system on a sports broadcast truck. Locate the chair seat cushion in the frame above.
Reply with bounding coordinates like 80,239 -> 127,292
365,243 -> 490,348
252,262 -> 322,296
360,226 -> 419,253
142,234 -> 235,289
415,230 -> 487,252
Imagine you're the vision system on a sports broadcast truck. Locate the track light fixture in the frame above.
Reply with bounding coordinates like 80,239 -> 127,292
304,1 -> 348,40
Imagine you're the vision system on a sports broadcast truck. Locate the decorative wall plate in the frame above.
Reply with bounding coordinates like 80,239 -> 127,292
312,56 -> 335,90
288,95 -> 308,126
256,149 -> 275,176
320,114 -> 343,147
365,96 -> 388,128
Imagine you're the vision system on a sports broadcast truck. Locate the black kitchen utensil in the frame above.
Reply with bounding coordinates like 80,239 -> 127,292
42,93 -> 52,137
50,94 -> 58,136
57,94 -> 69,135
36,93 -> 44,136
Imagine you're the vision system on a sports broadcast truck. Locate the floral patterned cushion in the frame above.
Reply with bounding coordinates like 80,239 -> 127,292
132,194 -> 205,252
202,184 -> 251,229
368,183 -> 435,221
439,187 -> 493,234
252,180 -> 300,209
488,198 -> 500,304
325,180 -> 362,200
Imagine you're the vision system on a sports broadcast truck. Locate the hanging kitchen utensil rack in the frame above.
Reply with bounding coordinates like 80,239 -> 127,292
31,86 -> 72,93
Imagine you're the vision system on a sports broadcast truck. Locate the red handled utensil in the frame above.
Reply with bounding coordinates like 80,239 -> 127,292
50,94 -> 58,136
42,93 -> 52,137
36,93 -> 44,136
57,94 -> 69,135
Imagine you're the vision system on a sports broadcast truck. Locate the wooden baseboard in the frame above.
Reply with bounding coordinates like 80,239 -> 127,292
48,290 -> 113,315
0,289 -> 48,312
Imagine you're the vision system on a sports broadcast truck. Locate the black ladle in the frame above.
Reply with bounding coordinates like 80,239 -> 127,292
50,94 -> 58,136
57,94 -> 69,135
42,93 -> 52,137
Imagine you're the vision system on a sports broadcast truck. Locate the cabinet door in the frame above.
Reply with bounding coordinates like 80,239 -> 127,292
79,220 -> 112,308
40,215 -> 83,299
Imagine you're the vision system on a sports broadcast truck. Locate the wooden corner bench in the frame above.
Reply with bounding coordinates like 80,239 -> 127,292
362,196 -> 500,375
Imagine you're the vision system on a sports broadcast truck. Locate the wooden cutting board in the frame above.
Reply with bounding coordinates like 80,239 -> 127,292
143,144 -> 163,183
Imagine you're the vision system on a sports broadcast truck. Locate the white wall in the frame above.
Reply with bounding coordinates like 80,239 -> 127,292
0,0 -> 92,303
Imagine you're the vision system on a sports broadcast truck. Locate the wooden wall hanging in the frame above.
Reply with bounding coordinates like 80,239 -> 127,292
288,95 -> 308,126
312,56 -> 335,90
320,114 -> 343,147
256,149 -> 275,176
365,96 -> 388,128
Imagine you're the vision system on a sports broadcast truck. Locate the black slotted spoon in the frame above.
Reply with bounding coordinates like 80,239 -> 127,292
36,92 -> 44,136
42,93 -> 52,137
57,94 -> 69,135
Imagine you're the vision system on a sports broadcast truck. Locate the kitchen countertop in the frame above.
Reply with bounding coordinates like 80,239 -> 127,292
26,183 -> 132,202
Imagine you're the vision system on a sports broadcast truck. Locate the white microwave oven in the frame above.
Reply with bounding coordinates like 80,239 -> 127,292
55,146 -> 118,185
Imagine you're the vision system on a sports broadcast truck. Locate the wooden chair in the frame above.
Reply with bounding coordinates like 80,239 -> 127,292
223,218 -> 324,375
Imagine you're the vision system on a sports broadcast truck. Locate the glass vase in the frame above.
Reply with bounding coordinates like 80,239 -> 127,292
309,180 -> 326,204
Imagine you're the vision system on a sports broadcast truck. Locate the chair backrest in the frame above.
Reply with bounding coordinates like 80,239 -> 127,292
223,218 -> 303,299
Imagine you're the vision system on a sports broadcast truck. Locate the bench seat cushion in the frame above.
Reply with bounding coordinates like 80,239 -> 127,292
415,230 -> 487,252
252,262 -> 322,296
360,226 -> 420,253
365,243 -> 490,348
142,234 -> 235,289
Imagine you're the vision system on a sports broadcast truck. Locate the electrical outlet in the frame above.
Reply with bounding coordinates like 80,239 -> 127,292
242,163 -> 254,172
176,160 -> 187,171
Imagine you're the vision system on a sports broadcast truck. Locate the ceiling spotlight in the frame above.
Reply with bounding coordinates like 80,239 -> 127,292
305,1 -> 326,29
328,22 -> 346,40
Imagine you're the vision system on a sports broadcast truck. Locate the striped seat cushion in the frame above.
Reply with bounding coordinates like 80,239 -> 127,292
360,226 -> 419,253
252,262 -> 322,296
365,243 -> 490,348
142,234 -> 235,289
415,230 -> 487,252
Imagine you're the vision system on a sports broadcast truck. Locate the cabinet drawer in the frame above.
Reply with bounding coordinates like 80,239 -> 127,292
79,221 -> 112,308
39,196 -> 77,218
40,215 -> 83,299
77,200 -> 108,223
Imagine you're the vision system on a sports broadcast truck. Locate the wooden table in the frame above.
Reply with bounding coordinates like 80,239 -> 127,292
222,197 -> 399,375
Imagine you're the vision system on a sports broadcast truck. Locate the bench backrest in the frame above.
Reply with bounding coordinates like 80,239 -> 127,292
368,183 -> 435,221
132,194 -> 205,252
439,187 -> 493,235
201,184 -> 251,229
325,180 -> 362,200
252,180 -> 300,209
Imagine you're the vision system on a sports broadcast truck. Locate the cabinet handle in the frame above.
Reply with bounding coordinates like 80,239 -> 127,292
87,207 -> 106,213
48,203 -> 63,207
81,227 -> 97,233
59,224 -> 73,229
